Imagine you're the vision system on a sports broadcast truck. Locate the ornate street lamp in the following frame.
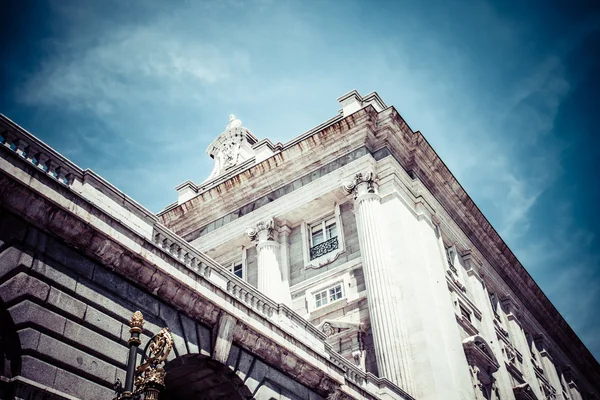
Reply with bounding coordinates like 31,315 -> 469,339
114,312 -> 173,400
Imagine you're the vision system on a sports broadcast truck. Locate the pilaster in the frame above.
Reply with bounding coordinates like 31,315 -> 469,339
535,334 -> 566,400
501,296 -> 544,399
461,252 -> 515,400
213,313 -> 237,364
278,221 -> 292,306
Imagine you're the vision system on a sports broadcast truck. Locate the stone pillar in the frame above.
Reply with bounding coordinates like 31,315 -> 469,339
501,297 -> 544,399
278,222 -> 293,307
343,171 -> 413,393
248,219 -> 286,303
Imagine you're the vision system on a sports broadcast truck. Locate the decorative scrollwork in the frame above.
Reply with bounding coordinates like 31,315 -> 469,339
342,170 -> 378,199
322,322 -> 334,337
133,328 -> 173,396
247,219 -> 275,242
310,236 -> 339,260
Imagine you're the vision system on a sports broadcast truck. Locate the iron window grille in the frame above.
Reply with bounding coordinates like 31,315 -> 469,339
309,217 -> 338,260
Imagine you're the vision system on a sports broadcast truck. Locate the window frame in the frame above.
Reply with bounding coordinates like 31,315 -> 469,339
301,204 -> 346,269
227,248 -> 248,281
306,276 -> 348,314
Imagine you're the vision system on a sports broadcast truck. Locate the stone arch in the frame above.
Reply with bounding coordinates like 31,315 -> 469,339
161,354 -> 253,400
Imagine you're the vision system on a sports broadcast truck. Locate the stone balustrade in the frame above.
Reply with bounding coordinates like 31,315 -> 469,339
1,116 -> 80,186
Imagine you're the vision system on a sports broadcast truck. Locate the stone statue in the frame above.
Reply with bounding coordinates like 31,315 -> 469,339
226,114 -> 242,130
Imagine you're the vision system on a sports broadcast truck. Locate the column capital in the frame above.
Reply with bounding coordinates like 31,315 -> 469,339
247,219 -> 276,243
342,170 -> 379,201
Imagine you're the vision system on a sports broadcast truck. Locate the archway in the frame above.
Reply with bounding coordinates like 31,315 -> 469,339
161,354 -> 253,400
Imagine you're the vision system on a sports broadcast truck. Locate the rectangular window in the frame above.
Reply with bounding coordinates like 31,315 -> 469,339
309,217 -> 339,260
313,282 -> 344,309
460,304 -> 472,322
445,246 -> 455,267
229,263 -> 244,280
310,217 -> 337,246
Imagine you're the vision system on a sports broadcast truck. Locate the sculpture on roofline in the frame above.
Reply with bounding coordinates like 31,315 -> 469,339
226,114 -> 243,130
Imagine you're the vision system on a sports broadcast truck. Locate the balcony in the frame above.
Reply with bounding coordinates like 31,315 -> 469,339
310,236 -> 339,260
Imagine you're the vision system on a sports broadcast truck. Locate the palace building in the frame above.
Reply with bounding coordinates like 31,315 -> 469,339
0,90 -> 598,400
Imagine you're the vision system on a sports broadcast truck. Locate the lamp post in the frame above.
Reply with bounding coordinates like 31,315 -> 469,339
114,312 -> 173,400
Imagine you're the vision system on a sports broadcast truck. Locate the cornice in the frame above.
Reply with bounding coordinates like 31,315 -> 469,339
159,108 -> 376,238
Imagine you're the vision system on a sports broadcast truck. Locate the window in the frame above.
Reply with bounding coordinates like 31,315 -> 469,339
228,262 -> 244,280
445,245 -> 457,272
302,205 -> 346,269
309,217 -> 338,260
313,282 -> 344,309
460,304 -> 472,323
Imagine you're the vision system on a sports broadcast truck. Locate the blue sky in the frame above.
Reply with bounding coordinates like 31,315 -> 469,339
1,0 -> 599,360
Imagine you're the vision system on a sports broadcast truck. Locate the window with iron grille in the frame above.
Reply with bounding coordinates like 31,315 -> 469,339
309,217 -> 338,260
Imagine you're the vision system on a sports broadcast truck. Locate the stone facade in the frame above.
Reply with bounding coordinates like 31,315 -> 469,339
0,90 -> 599,400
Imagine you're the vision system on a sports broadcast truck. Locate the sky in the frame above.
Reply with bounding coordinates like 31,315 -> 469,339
1,0 -> 599,361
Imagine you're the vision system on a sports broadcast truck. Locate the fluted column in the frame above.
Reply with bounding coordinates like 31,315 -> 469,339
343,171 -> 413,393
248,219 -> 286,303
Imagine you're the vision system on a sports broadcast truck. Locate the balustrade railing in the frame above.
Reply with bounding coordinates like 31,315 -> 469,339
1,117 -> 80,186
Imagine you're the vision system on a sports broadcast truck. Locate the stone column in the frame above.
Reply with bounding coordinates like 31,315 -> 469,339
278,222 -> 293,307
343,171 -> 413,392
248,219 -> 286,303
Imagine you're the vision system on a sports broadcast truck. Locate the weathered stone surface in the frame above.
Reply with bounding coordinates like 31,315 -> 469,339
47,287 -> 87,320
53,367 -> 114,399
20,355 -> 58,388
62,320 -> 127,366
0,246 -> 33,280
1,273 -> 50,303
36,333 -> 117,384
45,237 -> 95,280
83,305 -> 124,340
9,300 -> 67,335
32,254 -> 78,292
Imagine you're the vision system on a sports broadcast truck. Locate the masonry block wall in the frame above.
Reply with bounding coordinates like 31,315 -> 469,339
0,210 -> 323,400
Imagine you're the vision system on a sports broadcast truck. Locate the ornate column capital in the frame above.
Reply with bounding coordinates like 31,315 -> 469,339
247,219 -> 276,244
342,170 -> 379,201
